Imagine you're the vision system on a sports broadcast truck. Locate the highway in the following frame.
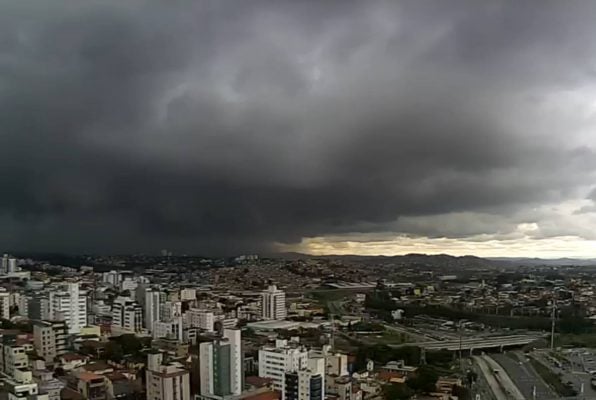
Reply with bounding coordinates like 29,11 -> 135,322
382,324 -> 435,342
484,355 -> 526,400
492,352 -> 557,400
390,334 -> 540,351
469,359 -> 497,400
473,356 -> 509,400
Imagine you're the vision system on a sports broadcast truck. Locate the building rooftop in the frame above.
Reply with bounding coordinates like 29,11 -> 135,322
242,390 -> 281,400
245,376 -> 275,388
61,353 -> 87,362
83,361 -> 112,372
77,371 -> 103,383
247,320 -> 300,331
61,387 -> 85,400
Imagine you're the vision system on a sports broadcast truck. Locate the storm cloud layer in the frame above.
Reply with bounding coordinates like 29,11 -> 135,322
2,0 -> 596,255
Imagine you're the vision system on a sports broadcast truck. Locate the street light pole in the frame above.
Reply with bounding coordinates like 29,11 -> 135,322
459,320 -> 463,371
550,299 -> 557,351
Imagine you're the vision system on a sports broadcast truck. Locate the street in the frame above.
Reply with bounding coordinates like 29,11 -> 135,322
533,350 -> 594,399
493,352 -> 557,399
473,356 -> 510,400
482,355 -> 525,400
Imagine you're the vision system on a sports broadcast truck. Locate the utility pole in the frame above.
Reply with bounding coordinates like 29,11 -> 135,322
330,314 -> 335,351
459,320 -> 463,371
550,298 -> 557,351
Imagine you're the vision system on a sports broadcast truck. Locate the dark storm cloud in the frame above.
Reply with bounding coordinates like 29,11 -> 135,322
1,0 -> 596,254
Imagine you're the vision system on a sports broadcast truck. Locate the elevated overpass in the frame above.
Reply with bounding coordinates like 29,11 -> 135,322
390,334 -> 542,351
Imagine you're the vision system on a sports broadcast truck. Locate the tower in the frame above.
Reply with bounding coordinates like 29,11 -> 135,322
261,285 -> 286,320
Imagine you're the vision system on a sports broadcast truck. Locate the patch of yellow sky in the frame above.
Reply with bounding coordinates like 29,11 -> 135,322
277,234 -> 596,258
278,199 -> 596,258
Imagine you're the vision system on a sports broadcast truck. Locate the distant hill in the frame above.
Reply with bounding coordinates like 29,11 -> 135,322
276,252 -> 502,268
488,257 -> 596,266
276,252 -> 596,267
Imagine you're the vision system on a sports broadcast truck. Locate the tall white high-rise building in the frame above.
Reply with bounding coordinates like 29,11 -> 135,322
258,340 -> 308,394
199,329 -> 243,398
120,278 -> 138,296
261,285 -> 286,320
160,301 -> 182,321
39,298 -> 51,321
102,270 -> 121,287
146,352 -> 190,400
112,297 -> 143,333
152,318 -> 183,342
7,258 -> 17,274
284,357 -> 325,400
1,254 -> 8,275
144,288 -> 162,331
17,295 -> 29,318
180,288 -> 196,301
33,320 -> 68,364
0,289 -> 10,319
48,282 -> 87,334
185,309 -> 215,331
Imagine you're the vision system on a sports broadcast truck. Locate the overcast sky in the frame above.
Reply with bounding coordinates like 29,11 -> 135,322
2,0 -> 596,257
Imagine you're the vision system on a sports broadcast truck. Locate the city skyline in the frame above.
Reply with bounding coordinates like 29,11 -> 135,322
3,1 -> 596,257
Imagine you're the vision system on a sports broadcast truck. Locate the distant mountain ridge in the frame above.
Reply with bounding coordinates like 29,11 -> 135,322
276,252 -> 596,267
488,257 -> 596,266
276,252 -> 499,267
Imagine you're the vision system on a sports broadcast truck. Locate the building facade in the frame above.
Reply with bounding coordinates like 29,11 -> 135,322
112,298 -> 143,333
33,320 -> 68,364
1,344 -> 29,377
186,309 -> 215,331
145,289 -> 162,331
48,282 -> 87,334
261,285 -> 286,320
198,329 -> 243,398
258,341 -> 308,394
146,352 -> 191,400
0,289 -> 10,319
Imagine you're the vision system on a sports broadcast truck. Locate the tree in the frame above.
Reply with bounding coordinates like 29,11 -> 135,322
104,342 -> 124,362
466,370 -> 478,386
382,383 -> 413,400
118,334 -> 143,355
426,350 -> 452,367
406,366 -> 438,393
243,327 -> 257,338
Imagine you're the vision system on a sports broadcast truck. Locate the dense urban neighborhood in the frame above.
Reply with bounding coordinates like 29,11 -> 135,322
1,253 -> 596,399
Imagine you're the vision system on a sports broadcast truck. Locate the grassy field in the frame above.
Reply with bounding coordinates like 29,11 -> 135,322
363,329 -> 410,345
528,356 -> 577,397
308,289 -> 359,302
557,333 -> 596,348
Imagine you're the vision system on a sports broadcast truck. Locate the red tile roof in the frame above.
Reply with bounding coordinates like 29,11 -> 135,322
78,371 -> 103,383
62,353 -> 87,362
245,376 -> 275,388
243,390 -> 281,400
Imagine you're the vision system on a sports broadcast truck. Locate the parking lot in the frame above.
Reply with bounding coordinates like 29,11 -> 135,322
564,348 -> 596,374
534,348 -> 596,397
